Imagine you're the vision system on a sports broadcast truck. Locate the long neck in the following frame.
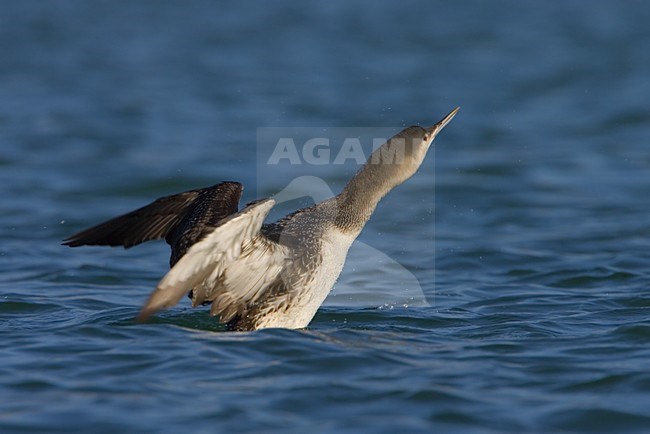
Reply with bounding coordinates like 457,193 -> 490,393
334,159 -> 403,233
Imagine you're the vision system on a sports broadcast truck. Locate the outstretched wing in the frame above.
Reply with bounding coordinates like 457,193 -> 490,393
62,182 -> 243,251
138,199 -> 277,321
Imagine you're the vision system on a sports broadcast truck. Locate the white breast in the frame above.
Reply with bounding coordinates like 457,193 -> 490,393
253,227 -> 356,329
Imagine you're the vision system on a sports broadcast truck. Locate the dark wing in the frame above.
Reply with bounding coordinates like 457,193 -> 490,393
62,182 -> 243,253
166,182 -> 244,265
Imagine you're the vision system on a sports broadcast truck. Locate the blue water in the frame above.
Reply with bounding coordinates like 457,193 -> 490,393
2,1 -> 650,432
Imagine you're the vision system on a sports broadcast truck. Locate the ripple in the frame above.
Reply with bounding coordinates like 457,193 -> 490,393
547,408 -> 650,433
0,300 -> 60,314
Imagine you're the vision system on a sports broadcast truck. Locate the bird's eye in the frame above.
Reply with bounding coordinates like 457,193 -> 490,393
423,135 -> 429,141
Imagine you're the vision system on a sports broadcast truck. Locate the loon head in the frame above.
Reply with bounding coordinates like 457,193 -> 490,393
371,107 -> 459,187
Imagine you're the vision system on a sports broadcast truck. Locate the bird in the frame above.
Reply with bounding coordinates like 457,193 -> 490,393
63,107 -> 459,331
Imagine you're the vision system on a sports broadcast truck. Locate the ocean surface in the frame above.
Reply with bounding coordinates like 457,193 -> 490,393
2,1 -> 650,432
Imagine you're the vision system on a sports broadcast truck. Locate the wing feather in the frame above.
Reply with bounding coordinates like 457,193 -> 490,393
208,237 -> 288,322
62,182 -> 243,250
62,191 -> 201,248
138,199 -> 276,321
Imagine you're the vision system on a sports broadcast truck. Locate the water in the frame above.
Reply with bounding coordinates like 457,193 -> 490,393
2,1 -> 650,432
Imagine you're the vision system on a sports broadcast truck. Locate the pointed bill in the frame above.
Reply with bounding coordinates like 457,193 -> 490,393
426,107 -> 460,137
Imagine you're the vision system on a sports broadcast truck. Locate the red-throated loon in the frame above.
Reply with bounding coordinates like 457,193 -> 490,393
63,108 -> 459,331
